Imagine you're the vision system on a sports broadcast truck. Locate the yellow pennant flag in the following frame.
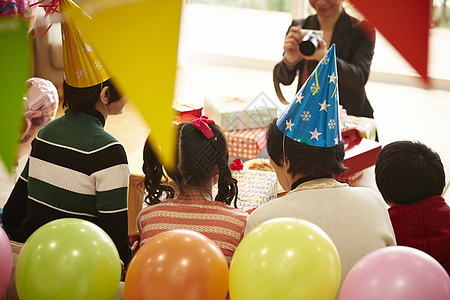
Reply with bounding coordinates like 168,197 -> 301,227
63,0 -> 181,169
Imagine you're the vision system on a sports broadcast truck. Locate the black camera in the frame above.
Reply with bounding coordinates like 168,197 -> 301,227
299,31 -> 320,56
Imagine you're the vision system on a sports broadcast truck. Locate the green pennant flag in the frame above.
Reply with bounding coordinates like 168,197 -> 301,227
0,18 -> 30,173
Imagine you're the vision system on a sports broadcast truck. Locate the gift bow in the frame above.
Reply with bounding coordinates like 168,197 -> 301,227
192,116 -> 216,139
229,158 -> 244,171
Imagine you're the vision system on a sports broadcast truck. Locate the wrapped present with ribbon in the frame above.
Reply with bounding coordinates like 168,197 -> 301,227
203,93 -> 278,130
340,115 -> 377,141
335,138 -> 382,183
224,127 -> 267,159
213,170 -> 278,211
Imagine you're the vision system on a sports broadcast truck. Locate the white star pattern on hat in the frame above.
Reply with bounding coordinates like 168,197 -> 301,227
310,128 -> 322,141
319,100 -> 331,112
285,119 -> 295,131
328,72 -> 337,84
75,69 -> 84,78
85,43 -> 93,53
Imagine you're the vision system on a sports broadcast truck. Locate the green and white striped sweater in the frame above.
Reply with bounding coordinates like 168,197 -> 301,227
26,110 -> 129,216
3,110 -> 132,264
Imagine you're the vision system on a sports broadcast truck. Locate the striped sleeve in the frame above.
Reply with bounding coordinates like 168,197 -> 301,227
19,158 -> 29,182
93,142 -> 129,213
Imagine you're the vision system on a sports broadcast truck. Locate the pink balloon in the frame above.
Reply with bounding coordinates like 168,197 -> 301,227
340,246 -> 450,300
0,227 -> 13,296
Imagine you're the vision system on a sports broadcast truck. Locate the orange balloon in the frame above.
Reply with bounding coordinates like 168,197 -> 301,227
124,229 -> 228,300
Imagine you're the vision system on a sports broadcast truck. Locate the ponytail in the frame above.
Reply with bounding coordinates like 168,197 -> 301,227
142,139 -> 175,205
215,156 -> 238,207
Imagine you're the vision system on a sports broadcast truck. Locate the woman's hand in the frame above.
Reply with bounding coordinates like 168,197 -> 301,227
283,25 -> 304,65
131,240 -> 139,253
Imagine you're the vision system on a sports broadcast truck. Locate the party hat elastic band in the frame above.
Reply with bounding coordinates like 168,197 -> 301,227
277,44 -> 340,148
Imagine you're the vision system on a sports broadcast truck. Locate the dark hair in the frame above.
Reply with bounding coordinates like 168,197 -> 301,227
375,141 -> 445,205
62,78 -> 122,112
142,139 -> 175,206
143,122 -> 238,207
266,119 -> 346,178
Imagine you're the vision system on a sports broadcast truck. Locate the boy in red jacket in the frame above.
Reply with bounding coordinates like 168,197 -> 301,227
375,141 -> 450,274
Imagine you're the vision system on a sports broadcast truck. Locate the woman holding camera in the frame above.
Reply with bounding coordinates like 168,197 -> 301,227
273,0 -> 375,119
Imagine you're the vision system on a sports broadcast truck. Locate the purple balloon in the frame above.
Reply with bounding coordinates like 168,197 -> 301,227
340,246 -> 450,300
0,227 -> 13,296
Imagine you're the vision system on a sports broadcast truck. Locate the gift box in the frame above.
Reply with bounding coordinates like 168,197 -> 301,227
224,128 -> 267,159
203,93 -> 277,130
336,138 -> 382,183
173,102 -> 203,124
340,115 -> 377,140
213,170 -> 278,211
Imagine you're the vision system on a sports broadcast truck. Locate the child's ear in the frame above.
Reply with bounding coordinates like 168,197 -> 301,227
100,86 -> 110,104
284,157 -> 291,170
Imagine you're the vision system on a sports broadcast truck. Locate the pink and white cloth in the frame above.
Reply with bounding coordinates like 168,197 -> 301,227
21,77 -> 59,140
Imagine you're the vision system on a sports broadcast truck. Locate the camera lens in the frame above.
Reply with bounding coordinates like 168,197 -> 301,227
299,32 -> 319,56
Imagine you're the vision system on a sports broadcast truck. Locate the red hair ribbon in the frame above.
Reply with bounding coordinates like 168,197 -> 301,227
192,116 -> 216,139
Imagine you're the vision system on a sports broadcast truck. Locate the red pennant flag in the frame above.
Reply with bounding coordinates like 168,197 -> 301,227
350,0 -> 431,85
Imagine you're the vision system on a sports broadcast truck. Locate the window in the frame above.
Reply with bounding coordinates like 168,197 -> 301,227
189,0 -> 291,12
181,0 -> 450,85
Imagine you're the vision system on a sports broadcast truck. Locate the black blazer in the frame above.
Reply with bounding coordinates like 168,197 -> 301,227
274,9 -> 376,118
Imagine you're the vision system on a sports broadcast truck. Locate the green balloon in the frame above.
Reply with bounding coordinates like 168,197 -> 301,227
15,218 -> 121,300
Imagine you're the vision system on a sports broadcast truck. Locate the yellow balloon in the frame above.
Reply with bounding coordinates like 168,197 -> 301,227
63,0 -> 182,169
229,218 -> 341,300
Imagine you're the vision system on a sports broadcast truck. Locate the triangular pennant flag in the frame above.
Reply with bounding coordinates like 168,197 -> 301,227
277,44 -> 340,147
0,18 -> 30,173
63,0 -> 182,169
350,0 -> 430,84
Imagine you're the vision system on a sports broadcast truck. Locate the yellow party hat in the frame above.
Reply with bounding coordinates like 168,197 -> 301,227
61,0 -> 111,87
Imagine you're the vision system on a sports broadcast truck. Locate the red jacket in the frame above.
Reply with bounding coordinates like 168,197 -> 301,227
389,196 -> 450,274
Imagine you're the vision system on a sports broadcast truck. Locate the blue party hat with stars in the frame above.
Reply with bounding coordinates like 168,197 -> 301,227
277,44 -> 340,147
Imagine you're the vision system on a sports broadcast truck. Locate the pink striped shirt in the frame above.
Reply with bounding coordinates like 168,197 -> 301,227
137,199 -> 248,263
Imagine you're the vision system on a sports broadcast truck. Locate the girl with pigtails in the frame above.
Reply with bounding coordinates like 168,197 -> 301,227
136,116 -> 248,264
